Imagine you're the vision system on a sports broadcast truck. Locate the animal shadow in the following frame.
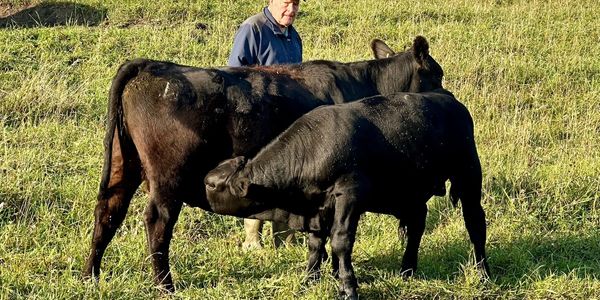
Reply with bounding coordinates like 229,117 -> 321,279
358,229 -> 600,286
491,231 -> 600,283
0,2 -> 107,28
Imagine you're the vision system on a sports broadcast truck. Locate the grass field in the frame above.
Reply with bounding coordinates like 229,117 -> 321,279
1,0 -> 599,299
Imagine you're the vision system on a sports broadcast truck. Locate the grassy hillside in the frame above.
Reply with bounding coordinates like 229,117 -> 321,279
1,0 -> 599,299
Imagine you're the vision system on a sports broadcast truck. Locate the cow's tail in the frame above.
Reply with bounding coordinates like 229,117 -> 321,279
98,59 -> 150,199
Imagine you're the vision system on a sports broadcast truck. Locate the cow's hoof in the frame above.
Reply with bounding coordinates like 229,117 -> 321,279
82,270 -> 95,281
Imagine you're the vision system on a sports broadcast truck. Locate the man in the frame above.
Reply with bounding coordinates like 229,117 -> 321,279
228,0 -> 302,249
228,0 -> 302,67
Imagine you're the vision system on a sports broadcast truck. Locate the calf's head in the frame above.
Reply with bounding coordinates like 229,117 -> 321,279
204,156 -> 270,216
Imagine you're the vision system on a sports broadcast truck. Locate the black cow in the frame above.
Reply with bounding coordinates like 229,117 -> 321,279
204,90 -> 490,299
83,37 -> 444,291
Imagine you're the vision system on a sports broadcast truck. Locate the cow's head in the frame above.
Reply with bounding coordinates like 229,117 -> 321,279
370,36 -> 444,92
204,156 -> 273,216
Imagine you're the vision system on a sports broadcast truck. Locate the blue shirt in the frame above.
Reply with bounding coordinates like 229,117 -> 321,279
228,7 -> 302,67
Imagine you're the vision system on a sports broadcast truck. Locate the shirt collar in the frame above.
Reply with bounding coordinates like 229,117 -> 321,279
263,6 -> 291,37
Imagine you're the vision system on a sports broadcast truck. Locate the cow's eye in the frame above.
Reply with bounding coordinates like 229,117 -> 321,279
206,182 -> 216,190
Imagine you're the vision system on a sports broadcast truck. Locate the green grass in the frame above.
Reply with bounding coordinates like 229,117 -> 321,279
1,0 -> 599,299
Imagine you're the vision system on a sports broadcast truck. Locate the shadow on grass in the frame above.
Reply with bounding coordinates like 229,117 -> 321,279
491,232 -> 600,282
174,199 -> 599,293
172,230 -> 600,297
359,230 -> 600,285
176,249 -> 306,290
0,2 -> 107,28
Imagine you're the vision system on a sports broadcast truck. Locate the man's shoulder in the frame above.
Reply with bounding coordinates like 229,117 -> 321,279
241,11 -> 268,29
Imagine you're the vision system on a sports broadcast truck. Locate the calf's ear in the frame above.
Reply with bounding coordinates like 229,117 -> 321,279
412,35 -> 430,67
230,177 -> 250,198
371,39 -> 395,59
231,156 -> 248,169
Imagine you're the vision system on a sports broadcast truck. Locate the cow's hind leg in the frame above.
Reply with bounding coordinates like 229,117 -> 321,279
143,186 -> 183,293
400,203 -> 427,276
84,133 -> 141,280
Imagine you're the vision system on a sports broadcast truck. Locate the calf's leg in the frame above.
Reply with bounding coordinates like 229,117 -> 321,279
305,231 -> 328,282
452,167 -> 490,278
330,197 -> 361,299
400,203 -> 427,276
461,190 -> 490,277
331,251 -> 340,279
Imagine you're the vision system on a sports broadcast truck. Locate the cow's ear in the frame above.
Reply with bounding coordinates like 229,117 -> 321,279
412,36 -> 430,67
230,177 -> 250,198
371,39 -> 395,59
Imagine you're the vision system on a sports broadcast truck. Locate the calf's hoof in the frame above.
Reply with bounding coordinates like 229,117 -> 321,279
400,267 -> 415,278
338,289 -> 358,300
476,260 -> 491,280
160,286 -> 175,294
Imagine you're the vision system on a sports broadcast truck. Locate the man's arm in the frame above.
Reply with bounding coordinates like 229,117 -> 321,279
228,24 -> 259,67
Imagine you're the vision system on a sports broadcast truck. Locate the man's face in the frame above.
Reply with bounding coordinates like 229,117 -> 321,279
268,0 -> 300,28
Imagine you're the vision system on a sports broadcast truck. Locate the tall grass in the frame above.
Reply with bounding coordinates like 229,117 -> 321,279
1,0 -> 599,298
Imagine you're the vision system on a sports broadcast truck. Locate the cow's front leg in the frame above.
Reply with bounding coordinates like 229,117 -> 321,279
143,192 -> 183,293
400,203 -> 427,276
330,190 -> 361,299
305,230 -> 328,282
